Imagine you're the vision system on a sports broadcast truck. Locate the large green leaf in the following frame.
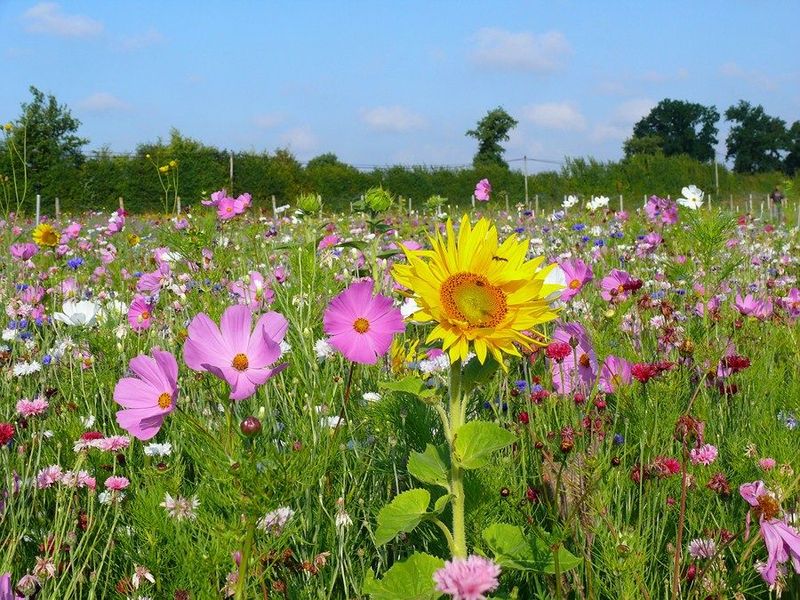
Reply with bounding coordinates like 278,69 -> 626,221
375,489 -> 431,545
408,444 -> 450,489
462,355 -> 500,392
482,523 -> 581,573
363,552 -> 444,599
453,421 -> 515,469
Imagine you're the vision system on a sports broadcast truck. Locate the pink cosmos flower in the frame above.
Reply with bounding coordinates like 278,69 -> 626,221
16,397 -> 49,418
600,269 -> 633,302
229,271 -> 274,311
184,305 -> 288,401
781,288 -> 800,319
636,231 -> 663,256
217,197 -> 239,220
434,555 -> 501,600
10,243 -> 38,261
740,480 -> 800,586
137,262 -> 171,294
61,222 -> 81,241
559,258 -> 593,301
202,189 -> 228,206
233,193 -> 251,213
104,476 -> 130,491
689,444 -> 718,466
127,295 -> 154,331
644,195 -> 678,225
549,322 -> 598,396
113,350 -> 178,440
735,294 -> 773,320
598,355 -> 632,393
474,179 -> 492,202
322,280 -> 405,365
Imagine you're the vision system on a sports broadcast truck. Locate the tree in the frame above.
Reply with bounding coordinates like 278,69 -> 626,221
627,99 -> 719,162
622,134 -> 664,158
6,86 -> 88,200
783,121 -> 800,175
305,152 -> 342,169
724,100 -> 787,173
466,107 -> 518,168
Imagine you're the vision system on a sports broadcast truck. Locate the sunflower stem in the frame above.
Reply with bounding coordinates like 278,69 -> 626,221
448,360 -> 467,558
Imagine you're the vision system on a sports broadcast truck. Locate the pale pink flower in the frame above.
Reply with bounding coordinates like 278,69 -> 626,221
434,555 -> 501,600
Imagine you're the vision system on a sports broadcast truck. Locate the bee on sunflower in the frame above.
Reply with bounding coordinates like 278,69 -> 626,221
392,215 -> 564,366
32,223 -> 60,247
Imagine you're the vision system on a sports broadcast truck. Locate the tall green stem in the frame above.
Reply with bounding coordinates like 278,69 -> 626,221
448,361 -> 467,558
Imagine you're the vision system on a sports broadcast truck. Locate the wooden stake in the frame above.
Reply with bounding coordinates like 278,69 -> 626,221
35,194 -> 40,225
619,194 -> 623,212
176,196 -> 182,215
55,197 -> 60,219
271,194 -> 277,217
118,197 -> 125,212
535,194 -> 539,215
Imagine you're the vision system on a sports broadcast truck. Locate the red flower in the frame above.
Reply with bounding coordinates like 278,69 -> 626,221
545,341 -> 572,362
652,456 -> 681,478
517,412 -> 529,425
530,389 -> 550,404
631,363 -> 658,383
0,422 -> 14,445
722,355 -> 750,373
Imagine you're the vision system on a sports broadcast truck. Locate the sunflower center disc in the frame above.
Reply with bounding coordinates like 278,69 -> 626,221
441,273 -> 507,328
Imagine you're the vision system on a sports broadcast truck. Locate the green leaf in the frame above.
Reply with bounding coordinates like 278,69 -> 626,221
363,552 -> 444,600
408,444 -> 450,489
462,355 -> 500,392
453,421 -> 515,469
375,489 -> 431,545
379,375 -> 437,402
433,494 -> 452,514
483,523 -> 581,573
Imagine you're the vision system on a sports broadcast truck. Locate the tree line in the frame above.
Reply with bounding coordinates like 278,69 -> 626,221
0,87 -> 796,215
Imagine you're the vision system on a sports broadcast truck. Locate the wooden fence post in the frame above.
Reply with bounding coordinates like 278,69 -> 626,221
55,197 -> 60,219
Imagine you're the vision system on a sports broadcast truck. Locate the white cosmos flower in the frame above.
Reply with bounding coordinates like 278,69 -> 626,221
677,185 -> 704,209
543,265 -> 567,303
563,194 -> 579,209
586,196 -> 610,212
52,300 -> 101,327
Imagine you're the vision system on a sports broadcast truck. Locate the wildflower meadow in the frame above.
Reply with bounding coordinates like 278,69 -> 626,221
1,181 -> 799,600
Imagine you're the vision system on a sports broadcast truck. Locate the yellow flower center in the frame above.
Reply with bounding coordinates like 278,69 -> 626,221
757,494 -> 780,520
440,272 -> 508,328
139,310 -> 151,321
353,317 -> 370,333
226,206 -> 233,213
569,279 -> 581,290
232,353 -> 249,371
157,392 -> 172,409
579,353 -> 590,368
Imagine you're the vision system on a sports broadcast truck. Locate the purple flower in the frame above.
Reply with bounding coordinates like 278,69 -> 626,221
598,355 -> 632,393
600,269 -> 633,303
549,322 -> 598,396
433,555 -> 501,600
474,179 -> 492,202
558,258 -> 593,301
740,481 -> 800,586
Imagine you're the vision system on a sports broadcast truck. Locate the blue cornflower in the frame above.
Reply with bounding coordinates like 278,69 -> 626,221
594,239 -> 605,247
514,380 -> 528,391
42,354 -> 52,365
67,257 -> 84,270
572,223 -> 586,231
613,433 -> 624,445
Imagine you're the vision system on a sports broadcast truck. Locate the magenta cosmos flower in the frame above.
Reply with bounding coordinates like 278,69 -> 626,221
184,305 -> 288,401
229,271 -> 274,311
127,295 -> 154,331
323,280 -> 404,365
740,480 -> 800,586
558,258 -> 593,301
549,322 -> 598,396
600,269 -> 634,302
10,243 -> 38,261
433,555 -> 501,600
113,349 -> 178,440
598,355 -> 632,393
474,179 -> 492,202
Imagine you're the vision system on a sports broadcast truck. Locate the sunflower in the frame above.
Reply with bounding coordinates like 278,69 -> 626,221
32,223 -> 60,247
392,215 -> 563,365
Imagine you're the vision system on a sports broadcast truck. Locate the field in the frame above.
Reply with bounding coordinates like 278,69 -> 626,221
1,188 -> 799,600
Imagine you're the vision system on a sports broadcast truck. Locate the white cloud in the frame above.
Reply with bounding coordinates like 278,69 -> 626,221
720,61 -> 778,90
612,98 -> 656,124
522,102 -> 586,131
361,106 -> 425,132
23,2 -> 103,38
118,27 -> 165,51
279,126 -> 318,154
471,28 -> 571,73
589,123 -> 629,143
78,92 -> 130,113
253,113 -> 284,129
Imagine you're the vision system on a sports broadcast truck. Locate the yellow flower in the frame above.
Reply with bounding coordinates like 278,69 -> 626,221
128,233 -> 140,246
159,165 -> 169,173
169,160 -> 177,168
392,215 -> 562,365
390,338 -> 420,374
32,223 -> 60,247
3,123 -> 12,132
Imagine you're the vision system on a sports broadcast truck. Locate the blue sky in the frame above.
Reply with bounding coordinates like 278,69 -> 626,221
1,1 -> 798,172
